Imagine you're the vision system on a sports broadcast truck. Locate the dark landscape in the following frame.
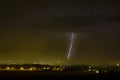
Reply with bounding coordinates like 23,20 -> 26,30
0,71 -> 120,80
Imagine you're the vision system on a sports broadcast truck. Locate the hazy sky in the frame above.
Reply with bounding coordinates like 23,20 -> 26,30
0,0 -> 120,65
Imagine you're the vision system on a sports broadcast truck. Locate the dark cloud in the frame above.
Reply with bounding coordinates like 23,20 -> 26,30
1,0 -> 120,31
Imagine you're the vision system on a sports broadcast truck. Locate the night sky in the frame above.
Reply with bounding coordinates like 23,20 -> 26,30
0,0 -> 120,65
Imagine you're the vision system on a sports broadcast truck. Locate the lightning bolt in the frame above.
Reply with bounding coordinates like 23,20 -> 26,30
67,32 -> 74,60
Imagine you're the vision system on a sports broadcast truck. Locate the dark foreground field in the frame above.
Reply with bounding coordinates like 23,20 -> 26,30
0,71 -> 120,80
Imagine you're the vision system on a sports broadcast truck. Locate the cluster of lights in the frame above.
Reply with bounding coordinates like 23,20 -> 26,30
88,66 -> 91,71
52,67 -> 63,71
6,67 -> 14,70
5,66 -> 37,71
0,65 -> 100,73
0,66 -> 64,71
1,64 -> 119,73
88,65 -> 100,74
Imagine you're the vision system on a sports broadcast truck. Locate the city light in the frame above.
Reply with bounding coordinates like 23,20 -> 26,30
95,70 -> 99,74
20,67 -> 24,71
29,67 -> 33,71
47,67 -> 50,70
43,67 -> 46,70
117,64 -> 120,66
6,67 -> 10,70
